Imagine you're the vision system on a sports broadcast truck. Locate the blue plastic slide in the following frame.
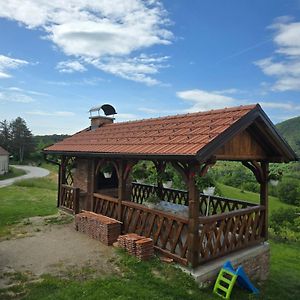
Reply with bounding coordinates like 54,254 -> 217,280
222,261 -> 259,294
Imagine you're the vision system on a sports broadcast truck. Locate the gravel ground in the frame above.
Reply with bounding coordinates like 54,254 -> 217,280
0,213 -> 119,289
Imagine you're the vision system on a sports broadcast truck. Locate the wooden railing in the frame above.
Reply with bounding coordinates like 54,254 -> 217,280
198,205 -> 265,263
131,182 -> 256,215
131,183 -> 188,205
121,200 -> 189,265
93,193 -> 119,220
78,184 -> 265,267
92,192 -> 189,265
60,184 -> 80,214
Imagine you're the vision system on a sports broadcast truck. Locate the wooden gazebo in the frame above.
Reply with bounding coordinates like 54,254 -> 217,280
44,104 -> 297,268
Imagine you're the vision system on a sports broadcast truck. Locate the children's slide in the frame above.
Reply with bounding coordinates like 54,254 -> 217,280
214,261 -> 259,299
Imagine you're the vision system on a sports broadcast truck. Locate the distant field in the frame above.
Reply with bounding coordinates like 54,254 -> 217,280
218,183 -> 293,214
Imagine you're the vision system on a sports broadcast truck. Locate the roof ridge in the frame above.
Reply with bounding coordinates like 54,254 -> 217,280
108,104 -> 259,126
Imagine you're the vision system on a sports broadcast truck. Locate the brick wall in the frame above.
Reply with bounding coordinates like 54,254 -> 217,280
73,158 -> 89,192
238,245 -> 270,281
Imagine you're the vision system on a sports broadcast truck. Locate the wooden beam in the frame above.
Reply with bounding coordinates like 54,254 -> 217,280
155,161 -> 166,198
87,158 -> 96,211
58,156 -> 66,207
187,163 -> 200,268
260,162 -> 269,240
117,160 -> 127,222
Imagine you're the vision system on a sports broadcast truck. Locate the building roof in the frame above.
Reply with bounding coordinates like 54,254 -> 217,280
0,146 -> 9,156
44,104 -> 297,162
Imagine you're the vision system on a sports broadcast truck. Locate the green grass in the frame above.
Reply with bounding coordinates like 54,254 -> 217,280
0,170 -> 57,237
218,183 -> 294,214
1,242 -> 299,300
261,240 -> 300,299
0,166 -> 26,180
0,167 -> 299,299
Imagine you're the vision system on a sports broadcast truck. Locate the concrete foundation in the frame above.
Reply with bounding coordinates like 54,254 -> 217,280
182,242 -> 270,284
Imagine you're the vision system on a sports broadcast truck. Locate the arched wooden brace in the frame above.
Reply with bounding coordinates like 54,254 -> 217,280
116,159 -> 138,221
242,160 -> 269,239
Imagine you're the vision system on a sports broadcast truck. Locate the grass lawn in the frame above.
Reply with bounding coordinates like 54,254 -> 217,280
218,183 -> 294,214
0,164 -> 57,237
0,166 -> 26,180
2,241 -> 299,300
0,167 -> 299,299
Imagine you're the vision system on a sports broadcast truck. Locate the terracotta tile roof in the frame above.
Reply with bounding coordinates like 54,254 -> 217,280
0,146 -> 9,155
44,104 -> 258,156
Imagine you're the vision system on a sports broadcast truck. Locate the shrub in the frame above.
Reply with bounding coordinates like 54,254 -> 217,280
269,208 -> 300,242
277,178 -> 300,205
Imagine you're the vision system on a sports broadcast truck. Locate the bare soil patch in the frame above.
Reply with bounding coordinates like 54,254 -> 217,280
0,213 -> 119,289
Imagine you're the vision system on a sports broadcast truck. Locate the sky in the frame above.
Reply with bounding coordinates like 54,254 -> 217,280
0,0 -> 300,135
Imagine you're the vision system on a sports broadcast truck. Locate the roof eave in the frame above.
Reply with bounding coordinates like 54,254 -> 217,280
42,149 -> 197,161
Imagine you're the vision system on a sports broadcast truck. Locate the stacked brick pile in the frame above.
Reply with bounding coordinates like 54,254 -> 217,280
75,211 -> 121,246
117,233 -> 154,261
135,238 -> 154,261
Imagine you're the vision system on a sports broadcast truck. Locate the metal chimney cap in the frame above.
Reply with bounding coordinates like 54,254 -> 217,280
89,104 -> 117,116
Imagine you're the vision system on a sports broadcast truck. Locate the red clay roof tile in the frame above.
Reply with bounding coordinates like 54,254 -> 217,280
44,104 -> 258,156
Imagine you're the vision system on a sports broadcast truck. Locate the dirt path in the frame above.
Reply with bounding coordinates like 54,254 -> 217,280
0,214 -> 119,289
0,165 -> 50,188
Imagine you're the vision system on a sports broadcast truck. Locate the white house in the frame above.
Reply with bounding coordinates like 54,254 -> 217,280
0,146 -> 9,175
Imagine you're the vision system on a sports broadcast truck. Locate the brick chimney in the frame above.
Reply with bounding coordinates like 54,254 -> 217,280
90,115 -> 114,130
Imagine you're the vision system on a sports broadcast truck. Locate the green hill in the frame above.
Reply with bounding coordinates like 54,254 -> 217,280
276,116 -> 300,156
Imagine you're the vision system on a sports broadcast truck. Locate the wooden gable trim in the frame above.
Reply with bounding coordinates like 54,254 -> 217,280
215,129 -> 267,161
197,105 -> 298,163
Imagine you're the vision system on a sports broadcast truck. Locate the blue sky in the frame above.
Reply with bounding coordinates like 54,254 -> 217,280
0,0 -> 300,135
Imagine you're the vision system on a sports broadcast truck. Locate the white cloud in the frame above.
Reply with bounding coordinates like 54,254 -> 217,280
0,91 -> 34,103
56,60 -> 87,73
260,101 -> 300,110
26,110 -> 75,117
176,88 -> 300,114
176,89 -> 237,112
87,54 -> 169,85
255,17 -> 300,91
0,0 -> 172,84
6,86 -> 49,96
0,86 -> 49,104
0,54 -> 28,78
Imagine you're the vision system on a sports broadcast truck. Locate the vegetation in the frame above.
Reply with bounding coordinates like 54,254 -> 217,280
144,193 -> 161,205
0,165 -> 57,237
269,208 -> 300,242
0,117 -> 34,162
0,166 -> 26,180
1,241 -> 300,300
196,172 -> 216,191
277,178 -> 300,205
131,163 -> 149,181
276,116 -> 300,156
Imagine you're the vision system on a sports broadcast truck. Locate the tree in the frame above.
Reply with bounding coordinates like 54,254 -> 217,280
0,120 -> 11,151
277,178 -> 300,205
10,117 -> 34,162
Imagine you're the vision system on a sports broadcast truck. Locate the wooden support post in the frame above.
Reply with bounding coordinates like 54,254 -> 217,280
118,160 -> 126,222
74,187 -> 80,214
58,156 -> 66,208
187,163 -> 200,268
260,162 -> 269,240
87,158 -> 96,211
155,161 -> 165,198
